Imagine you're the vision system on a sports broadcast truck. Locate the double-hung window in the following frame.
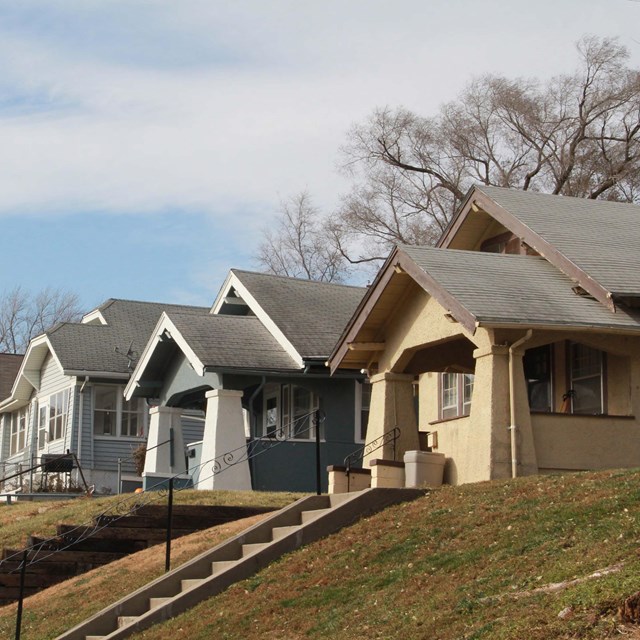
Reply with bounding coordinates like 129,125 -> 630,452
49,390 -> 69,442
262,384 -> 319,440
93,385 -> 146,438
440,373 -> 473,420
10,407 -> 27,455
355,381 -> 371,442
570,343 -> 604,414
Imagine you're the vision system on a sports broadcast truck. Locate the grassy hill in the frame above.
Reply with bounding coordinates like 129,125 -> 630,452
3,470 -> 640,639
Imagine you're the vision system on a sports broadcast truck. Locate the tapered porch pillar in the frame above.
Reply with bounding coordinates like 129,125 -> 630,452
143,406 -> 186,487
197,389 -> 251,491
363,372 -> 419,466
467,344 -> 512,482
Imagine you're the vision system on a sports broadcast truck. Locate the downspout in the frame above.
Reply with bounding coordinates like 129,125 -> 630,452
509,330 -> 533,478
78,377 -> 89,479
248,377 -> 266,486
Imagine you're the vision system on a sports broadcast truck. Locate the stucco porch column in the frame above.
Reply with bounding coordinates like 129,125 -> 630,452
143,406 -> 186,478
197,389 -> 252,491
467,344 -> 513,482
363,372 -> 420,467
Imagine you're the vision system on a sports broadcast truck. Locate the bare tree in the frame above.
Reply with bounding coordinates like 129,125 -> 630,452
331,35 -> 640,265
0,286 -> 84,354
256,191 -> 348,282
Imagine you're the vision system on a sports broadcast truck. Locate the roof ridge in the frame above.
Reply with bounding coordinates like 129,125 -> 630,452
230,268 -> 366,290
102,298 -> 210,310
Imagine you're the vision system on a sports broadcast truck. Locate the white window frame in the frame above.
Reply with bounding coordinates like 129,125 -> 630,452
10,407 -> 28,456
48,389 -> 69,442
354,380 -> 371,443
439,373 -> 474,420
261,384 -> 320,441
38,403 -> 48,450
93,384 -> 147,439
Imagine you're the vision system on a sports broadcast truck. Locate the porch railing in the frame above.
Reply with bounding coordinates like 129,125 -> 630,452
343,426 -> 401,479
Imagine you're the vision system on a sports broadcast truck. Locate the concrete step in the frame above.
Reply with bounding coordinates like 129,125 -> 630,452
211,560 -> 237,574
300,508 -> 332,524
117,616 -> 138,628
241,542 -> 270,556
149,597 -> 171,610
181,578 -> 203,591
57,489 -> 426,640
271,525 -> 300,541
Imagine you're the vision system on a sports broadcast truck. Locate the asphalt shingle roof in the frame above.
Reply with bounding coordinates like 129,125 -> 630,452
231,270 -> 367,358
401,245 -> 640,331
167,313 -> 300,372
0,353 -> 23,401
48,299 -> 209,375
477,186 -> 640,297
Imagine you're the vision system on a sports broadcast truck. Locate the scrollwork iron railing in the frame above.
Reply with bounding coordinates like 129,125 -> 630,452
0,409 -> 327,573
343,426 -> 401,475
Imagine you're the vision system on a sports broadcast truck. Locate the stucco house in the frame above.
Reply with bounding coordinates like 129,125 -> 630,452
328,185 -> 640,485
0,299 -> 209,493
125,269 -> 368,493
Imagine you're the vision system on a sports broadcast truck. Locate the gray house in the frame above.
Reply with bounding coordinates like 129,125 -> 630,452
125,270 -> 369,493
0,299 -> 208,494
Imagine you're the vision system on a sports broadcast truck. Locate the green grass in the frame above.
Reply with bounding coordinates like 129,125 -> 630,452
5,470 -> 640,639
0,489 -> 302,551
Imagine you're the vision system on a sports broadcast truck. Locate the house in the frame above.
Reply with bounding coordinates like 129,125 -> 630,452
0,299 -> 209,494
328,185 -> 640,485
125,269 -> 368,493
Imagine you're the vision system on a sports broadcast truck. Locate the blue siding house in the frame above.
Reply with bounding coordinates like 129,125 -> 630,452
125,270 -> 369,493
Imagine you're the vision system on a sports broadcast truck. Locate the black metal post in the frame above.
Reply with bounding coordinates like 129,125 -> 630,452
15,549 -> 28,640
165,477 -> 174,572
314,410 -> 321,495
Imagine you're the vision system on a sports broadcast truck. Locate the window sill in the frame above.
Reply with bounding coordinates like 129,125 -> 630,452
256,436 -> 325,443
429,415 -> 471,426
94,435 -> 146,441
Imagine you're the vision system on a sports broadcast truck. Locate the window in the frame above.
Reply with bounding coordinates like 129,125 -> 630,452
355,381 -> 371,442
524,345 -> 553,412
10,407 -> 27,455
440,373 -> 474,419
38,405 -> 48,450
262,384 -> 319,440
49,390 -> 69,442
93,385 -> 146,438
570,343 -> 604,414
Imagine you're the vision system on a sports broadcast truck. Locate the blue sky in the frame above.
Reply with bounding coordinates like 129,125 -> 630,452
0,0 -> 638,311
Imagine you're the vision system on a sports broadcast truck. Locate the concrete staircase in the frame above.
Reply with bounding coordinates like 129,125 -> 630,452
57,488 -> 424,640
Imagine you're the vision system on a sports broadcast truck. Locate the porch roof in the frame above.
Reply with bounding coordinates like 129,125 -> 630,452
401,245 -> 640,332
165,312 -> 301,372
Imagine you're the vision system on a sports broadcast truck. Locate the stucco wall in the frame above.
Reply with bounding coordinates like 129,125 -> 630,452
532,413 -> 640,471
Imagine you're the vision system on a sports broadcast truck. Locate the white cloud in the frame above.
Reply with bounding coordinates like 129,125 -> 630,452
0,0 -> 636,220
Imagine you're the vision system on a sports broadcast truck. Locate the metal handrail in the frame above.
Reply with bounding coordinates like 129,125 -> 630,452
343,426 -> 401,475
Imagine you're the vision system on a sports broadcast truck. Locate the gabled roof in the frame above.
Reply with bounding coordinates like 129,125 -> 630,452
0,353 -> 23,402
125,312 -> 300,399
329,244 -> 640,373
439,185 -> 640,309
212,269 -> 367,362
0,299 -> 209,411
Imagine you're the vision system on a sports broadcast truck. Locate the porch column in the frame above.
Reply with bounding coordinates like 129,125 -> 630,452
143,406 -> 186,478
363,372 -> 419,467
466,345 -> 511,482
509,346 -> 538,477
197,389 -> 251,491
